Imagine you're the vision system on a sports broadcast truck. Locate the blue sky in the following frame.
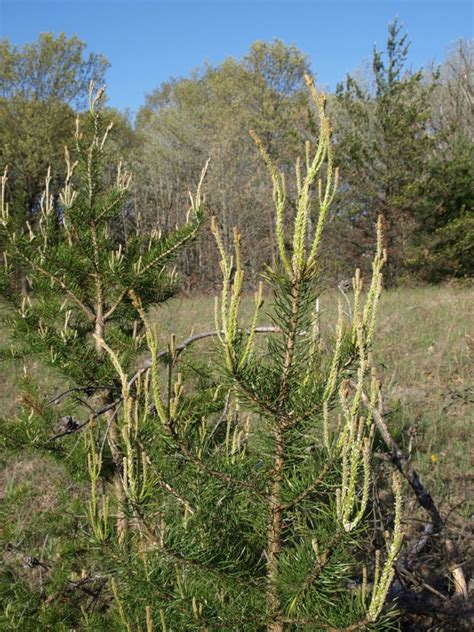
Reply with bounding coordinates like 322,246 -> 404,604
1,0 -> 472,115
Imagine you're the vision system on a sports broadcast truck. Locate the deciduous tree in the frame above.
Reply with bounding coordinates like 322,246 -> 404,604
133,40 -> 312,288
0,33 -> 110,291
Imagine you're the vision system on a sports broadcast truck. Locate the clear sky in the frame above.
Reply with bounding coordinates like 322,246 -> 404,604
1,0 -> 472,115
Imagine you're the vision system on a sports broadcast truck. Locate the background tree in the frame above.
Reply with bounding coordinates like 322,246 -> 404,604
406,40 -> 474,281
0,32 -> 110,206
430,39 -> 474,144
332,19 -> 436,285
0,33 -> 110,290
133,40 -> 312,289
0,33 -> 109,105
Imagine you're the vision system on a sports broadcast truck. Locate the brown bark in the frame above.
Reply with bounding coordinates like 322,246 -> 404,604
266,430 -> 284,632
266,278 -> 301,631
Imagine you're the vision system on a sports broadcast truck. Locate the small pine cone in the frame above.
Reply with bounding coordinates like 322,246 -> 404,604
147,403 -> 157,416
24,556 -> 40,569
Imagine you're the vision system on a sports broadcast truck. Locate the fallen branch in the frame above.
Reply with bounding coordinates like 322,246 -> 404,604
362,385 -> 468,599
48,326 -> 279,441
389,583 -> 474,628
47,385 -> 118,406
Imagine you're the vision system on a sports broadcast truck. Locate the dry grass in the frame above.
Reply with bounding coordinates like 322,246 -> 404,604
375,288 -> 472,502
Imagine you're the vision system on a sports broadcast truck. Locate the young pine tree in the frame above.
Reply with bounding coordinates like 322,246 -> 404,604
93,76 -> 403,631
0,83 -> 207,538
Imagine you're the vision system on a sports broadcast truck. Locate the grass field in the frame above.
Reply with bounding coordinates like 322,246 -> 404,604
1,284 -> 473,626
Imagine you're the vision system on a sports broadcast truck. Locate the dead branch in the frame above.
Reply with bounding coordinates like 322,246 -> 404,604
47,326 -> 279,441
362,385 -> 468,599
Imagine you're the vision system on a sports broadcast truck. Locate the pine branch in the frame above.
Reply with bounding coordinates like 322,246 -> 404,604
160,414 -> 266,499
136,437 -> 196,515
130,505 -> 262,588
7,241 -> 95,321
46,326 -> 280,440
103,219 -> 203,322
138,326 -> 280,370
276,616 -> 370,631
47,385 -> 117,406
280,459 -> 334,510
288,530 -> 346,617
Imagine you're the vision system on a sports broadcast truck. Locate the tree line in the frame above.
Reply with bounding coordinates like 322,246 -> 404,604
1,22 -> 473,291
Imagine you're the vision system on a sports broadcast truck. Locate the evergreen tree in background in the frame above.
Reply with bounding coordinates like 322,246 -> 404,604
407,40 -> 474,281
333,19 -> 436,284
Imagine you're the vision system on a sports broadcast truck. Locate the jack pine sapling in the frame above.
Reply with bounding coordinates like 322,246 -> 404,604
0,82 -> 208,537
93,75 -> 403,631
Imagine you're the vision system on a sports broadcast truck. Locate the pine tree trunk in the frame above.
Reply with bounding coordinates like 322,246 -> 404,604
94,316 -> 128,542
266,433 -> 284,632
266,280 -> 301,631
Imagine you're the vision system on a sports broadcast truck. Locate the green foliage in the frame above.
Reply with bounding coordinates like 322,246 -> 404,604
408,209 -> 474,282
407,131 -> 474,282
83,78 -> 402,631
0,33 -> 109,218
0,98 -> 75,219
0,33 -> 109,106
1,85 -> 205,389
